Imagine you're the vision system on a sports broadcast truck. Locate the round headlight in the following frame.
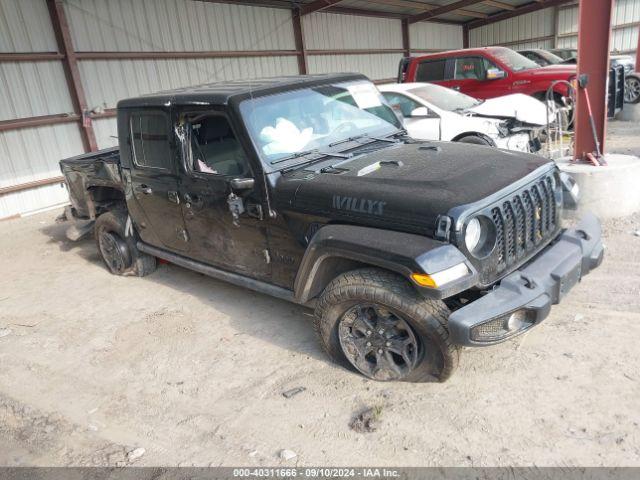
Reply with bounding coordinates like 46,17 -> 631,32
465,217 -> 482,252
464,215 -> 497,258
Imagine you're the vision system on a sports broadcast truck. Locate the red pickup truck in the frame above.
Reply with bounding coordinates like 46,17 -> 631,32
399,46 -> 576,104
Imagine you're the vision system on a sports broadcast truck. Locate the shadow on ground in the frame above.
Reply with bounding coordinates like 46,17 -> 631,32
40,220 -> 328,363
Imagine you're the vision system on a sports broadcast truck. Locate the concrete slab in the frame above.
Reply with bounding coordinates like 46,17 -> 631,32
556,153 -> 640,219
618,102 -> 640,122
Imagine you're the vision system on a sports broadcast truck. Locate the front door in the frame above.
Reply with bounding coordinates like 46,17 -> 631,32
382,91 -> 441,141
178,112 -> 271,281
128,110 -> 188,251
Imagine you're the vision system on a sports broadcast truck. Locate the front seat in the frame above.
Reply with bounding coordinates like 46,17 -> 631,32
198,119 -> 246,176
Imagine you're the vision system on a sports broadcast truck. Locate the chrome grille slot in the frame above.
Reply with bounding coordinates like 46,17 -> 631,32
487,173 -> 559,279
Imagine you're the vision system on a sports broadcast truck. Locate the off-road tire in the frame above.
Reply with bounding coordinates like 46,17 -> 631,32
457,135 -> 491,146
314,268 -> 459,382
94,210 -> 156,277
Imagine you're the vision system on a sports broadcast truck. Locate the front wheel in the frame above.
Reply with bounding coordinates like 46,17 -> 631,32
625,74 -> 640,104
314,268 -> 459,382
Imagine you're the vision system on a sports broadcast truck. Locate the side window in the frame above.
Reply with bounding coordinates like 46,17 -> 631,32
130,113 -> 172,170
454,57 -> 487,80
188,115 -> 249,177
416,59 -> 446,82
382,92 -> 421,118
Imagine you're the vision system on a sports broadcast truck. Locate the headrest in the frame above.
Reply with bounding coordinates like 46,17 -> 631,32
199,118 -> 230,142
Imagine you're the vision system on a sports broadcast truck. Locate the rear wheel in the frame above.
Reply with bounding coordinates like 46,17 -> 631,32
95,210 -> 156,276
314,268 -> 459,382
625,74 -> 640,104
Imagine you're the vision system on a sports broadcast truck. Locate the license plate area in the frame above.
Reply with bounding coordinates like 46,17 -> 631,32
559,262 -> 581,300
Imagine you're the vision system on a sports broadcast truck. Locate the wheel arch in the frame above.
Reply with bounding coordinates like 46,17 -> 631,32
294,224 -> 476,304
86,185 -> 126,218
451,132 -> 496,146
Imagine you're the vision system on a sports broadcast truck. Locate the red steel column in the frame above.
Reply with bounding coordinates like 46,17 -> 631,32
636,23 -> 640,70
402,19 -> 411,57
463,25 -> 470,49
574,0 -> 614,160
47,0 -> 98,152
292,9 -> 308,75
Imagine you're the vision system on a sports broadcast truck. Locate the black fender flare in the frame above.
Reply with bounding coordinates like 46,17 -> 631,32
293,224 -> 478,303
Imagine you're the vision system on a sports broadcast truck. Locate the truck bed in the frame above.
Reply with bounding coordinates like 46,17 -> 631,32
59,147 -> 122,219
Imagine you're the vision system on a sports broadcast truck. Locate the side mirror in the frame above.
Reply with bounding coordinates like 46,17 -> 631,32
230,177 -> 255,191
486,68 -> 506,80
410,106 -> 430,117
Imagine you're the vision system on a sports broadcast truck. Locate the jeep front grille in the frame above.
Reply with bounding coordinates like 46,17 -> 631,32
490,175 -> 558,274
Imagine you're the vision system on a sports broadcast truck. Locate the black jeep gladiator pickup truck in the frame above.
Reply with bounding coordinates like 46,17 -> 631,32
59,73 -> 603,382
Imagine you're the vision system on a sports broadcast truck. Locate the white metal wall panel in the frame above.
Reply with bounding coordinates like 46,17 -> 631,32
307,53 -> 402,80
0,61 -> 74,120
0,124 -> 84,217
558,0 -> 640,53
79,56 -> 299,109
470,8 -> 555,48
0,124 -> 83,186
303,12 -> 402,50
410,22 -> 463,51
302,12 -> 408,81
64,0 -> 296,52
0,0 -> 57,52
92,117 -> 118,150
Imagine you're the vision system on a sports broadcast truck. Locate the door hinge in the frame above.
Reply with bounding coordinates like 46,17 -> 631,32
178,229 -> 189,242
263,249 -> 271,264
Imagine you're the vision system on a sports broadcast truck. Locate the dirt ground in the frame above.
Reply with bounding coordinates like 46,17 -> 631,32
1,120 -> 639,467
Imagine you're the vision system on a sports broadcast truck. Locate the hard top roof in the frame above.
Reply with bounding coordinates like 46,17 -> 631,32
117,73 -> 368,109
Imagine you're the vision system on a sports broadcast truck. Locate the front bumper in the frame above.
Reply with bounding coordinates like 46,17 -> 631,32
448,213 -> 604,346
493,133 -> 531,153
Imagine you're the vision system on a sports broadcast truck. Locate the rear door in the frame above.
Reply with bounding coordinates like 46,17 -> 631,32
411,58 -> 449,86
128,110 -> 189,251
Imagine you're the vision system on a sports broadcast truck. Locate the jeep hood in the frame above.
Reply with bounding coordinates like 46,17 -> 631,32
274,142 -> 552,236
466,93 -> 550,125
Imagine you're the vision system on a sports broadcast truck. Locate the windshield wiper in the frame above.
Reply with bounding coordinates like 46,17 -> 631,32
270,148 -> 349,165
328,131 -> 403,148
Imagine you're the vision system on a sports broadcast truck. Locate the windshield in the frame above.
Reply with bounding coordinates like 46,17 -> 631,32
408,84 -> 481,111
492,47 -> 540,72
239,80 -> 401,166
551,49 -> 577,60
537,50 -> 563,65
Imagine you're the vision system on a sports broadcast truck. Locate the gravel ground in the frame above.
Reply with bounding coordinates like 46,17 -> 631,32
0,209 -> 639,467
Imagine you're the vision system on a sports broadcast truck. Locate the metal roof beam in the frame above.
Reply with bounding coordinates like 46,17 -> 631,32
363,0 -> 487,19
407,0 -> 486,24
299,0 -> 344,16
482,0 -> 516,10
466,0 -> 574,29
